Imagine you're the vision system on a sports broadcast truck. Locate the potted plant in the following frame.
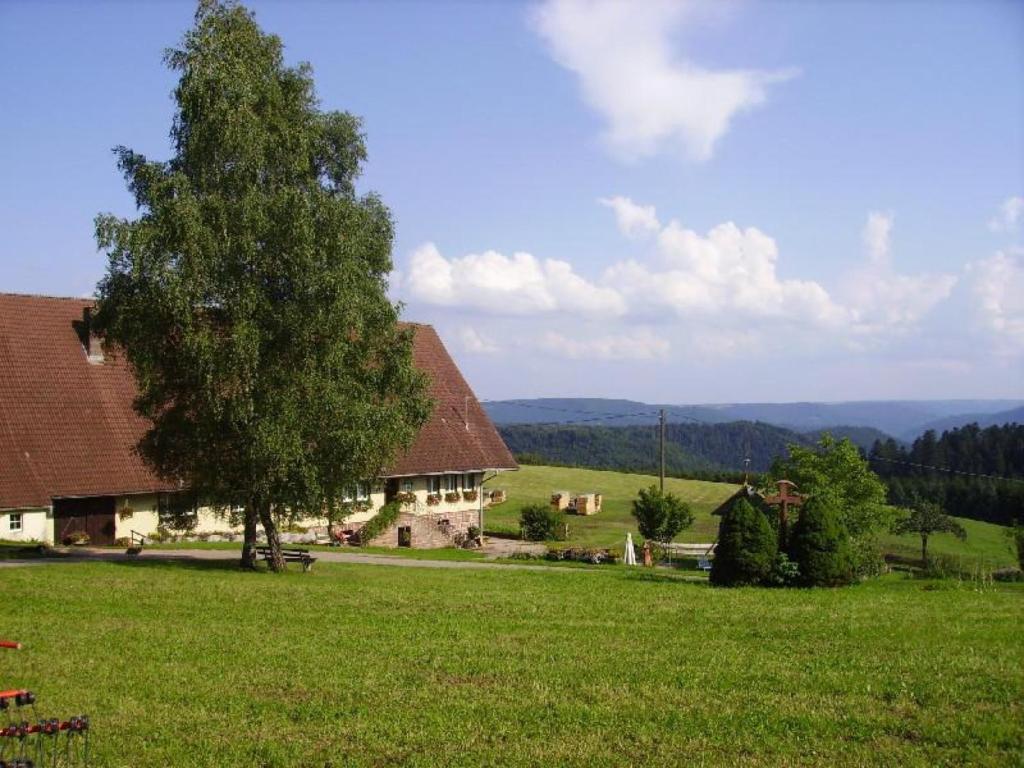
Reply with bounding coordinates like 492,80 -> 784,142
426,493 -> 442,506
462,489 -> 478,502
117,502 -> 134,521
395,491 -> 417,506
444,491 -> 460,503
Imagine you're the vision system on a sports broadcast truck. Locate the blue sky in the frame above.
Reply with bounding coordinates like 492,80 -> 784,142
1,0 -> 1022,403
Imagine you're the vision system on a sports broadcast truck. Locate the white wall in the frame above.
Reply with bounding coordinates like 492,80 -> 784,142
1,508 -> 50,543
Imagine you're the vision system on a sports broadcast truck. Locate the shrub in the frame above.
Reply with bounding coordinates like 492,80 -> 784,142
765,552 -> 801,587
63,531 -> 91,546
789,495 -> 855,587
357,502 -> 401,546
520,503 -> 563,542
631,486 -> 694,544
466,525 -> 481,540
114,536 -> 133,548
710,498 -> 777,587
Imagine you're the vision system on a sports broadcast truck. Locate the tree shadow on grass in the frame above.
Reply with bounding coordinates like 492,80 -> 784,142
81,554 -> 267,575
622,570 -> 707,586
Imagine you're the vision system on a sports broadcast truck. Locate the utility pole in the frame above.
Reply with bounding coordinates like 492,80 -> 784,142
659,409 -> 666,492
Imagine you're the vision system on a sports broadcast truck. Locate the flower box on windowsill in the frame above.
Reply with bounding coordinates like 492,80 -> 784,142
462,490 -> 478,502
426,493 -> 442,506
396,491 -> 417,506
444,491 -> 461,503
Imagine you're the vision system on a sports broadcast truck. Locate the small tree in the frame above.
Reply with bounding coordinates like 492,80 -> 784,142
631,486 -> 694,545
710,498 -> 777,587
520,504 -> 563,542
892,501 -> 966,566
789,494 -> 854,587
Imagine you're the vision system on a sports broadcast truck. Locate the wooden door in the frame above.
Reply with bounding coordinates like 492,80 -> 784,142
53,496 -> 116,545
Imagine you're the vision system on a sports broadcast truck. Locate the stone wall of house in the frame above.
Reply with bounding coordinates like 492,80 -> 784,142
365,507 -> 480,549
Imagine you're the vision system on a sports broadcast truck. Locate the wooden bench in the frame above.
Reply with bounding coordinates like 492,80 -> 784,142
255,546 -> 317,572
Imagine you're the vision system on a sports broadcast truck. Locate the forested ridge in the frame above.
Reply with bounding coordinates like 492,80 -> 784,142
499,421 -> 815,475
869,423 -> 1024,524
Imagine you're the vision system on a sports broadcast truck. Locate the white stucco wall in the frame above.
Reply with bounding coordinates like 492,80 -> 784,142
1,508 -> 51,543
26,472 -> 489,543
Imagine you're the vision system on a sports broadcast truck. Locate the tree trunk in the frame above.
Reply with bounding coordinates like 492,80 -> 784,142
240,503 -> 259,570
258,502 -> 286,572
921,534 -> 929,566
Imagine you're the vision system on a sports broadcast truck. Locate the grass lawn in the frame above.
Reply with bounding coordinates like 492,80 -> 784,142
485,464 -> 737,546
1,561 -> 1021,767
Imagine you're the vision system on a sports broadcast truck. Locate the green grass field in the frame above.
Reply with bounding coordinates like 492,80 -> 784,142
485,464 -> 736,545
485,466 -> 1017,568
0,560 -> 1021,767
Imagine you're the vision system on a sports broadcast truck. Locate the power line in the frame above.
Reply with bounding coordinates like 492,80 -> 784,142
868,455 -> 1024,485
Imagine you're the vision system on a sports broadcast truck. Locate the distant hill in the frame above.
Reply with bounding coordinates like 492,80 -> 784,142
498,420 -> 815,474
484,398 -> 1023,438
804,425 -> 900,452
903,405 -> 1024,441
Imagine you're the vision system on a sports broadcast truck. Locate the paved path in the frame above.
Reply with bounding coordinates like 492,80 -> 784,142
0,546 -> 583,574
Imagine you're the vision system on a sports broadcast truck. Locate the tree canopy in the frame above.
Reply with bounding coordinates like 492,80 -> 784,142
93,0 -> 431,569
631,485 -> 694,544
768,434 -> 890,539
710,497 -> 777,587
789,494 -> 855,587
892,500 -> 966,565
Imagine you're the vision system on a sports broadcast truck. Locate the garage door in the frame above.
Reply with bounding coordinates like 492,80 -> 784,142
53,496 -> 116,546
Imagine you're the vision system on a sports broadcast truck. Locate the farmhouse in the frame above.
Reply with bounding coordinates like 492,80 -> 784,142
0,293 -> 516,548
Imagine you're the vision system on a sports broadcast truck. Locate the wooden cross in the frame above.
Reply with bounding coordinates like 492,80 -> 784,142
762,479 -> 805,549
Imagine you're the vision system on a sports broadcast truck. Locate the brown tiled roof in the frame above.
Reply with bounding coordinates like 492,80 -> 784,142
0,293 -> 515,510
385,324 -> 517,477
0,293 -> 179,509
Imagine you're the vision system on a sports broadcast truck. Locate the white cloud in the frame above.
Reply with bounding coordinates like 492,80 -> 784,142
538,329 -> 670,361
843,213 -> 958,335
863,211 -> 893,265
401,202 -> 958,362
599,196 -> 660,238
988,196 -> 1024,233
969,250 -> 1024,353
531,0 -> 796,162
458,326 -> 499,355
404,242 -> 626,317
604,217 -> 849,327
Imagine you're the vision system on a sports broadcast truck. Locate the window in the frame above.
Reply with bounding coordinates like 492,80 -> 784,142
428,476 -> 442,495
463,473 -> 478,491
445,474 -> 459,492
343,483 -> 370,502
401,479 -> 414,493
158,492 -> 199,529
8,513 -> 22,532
